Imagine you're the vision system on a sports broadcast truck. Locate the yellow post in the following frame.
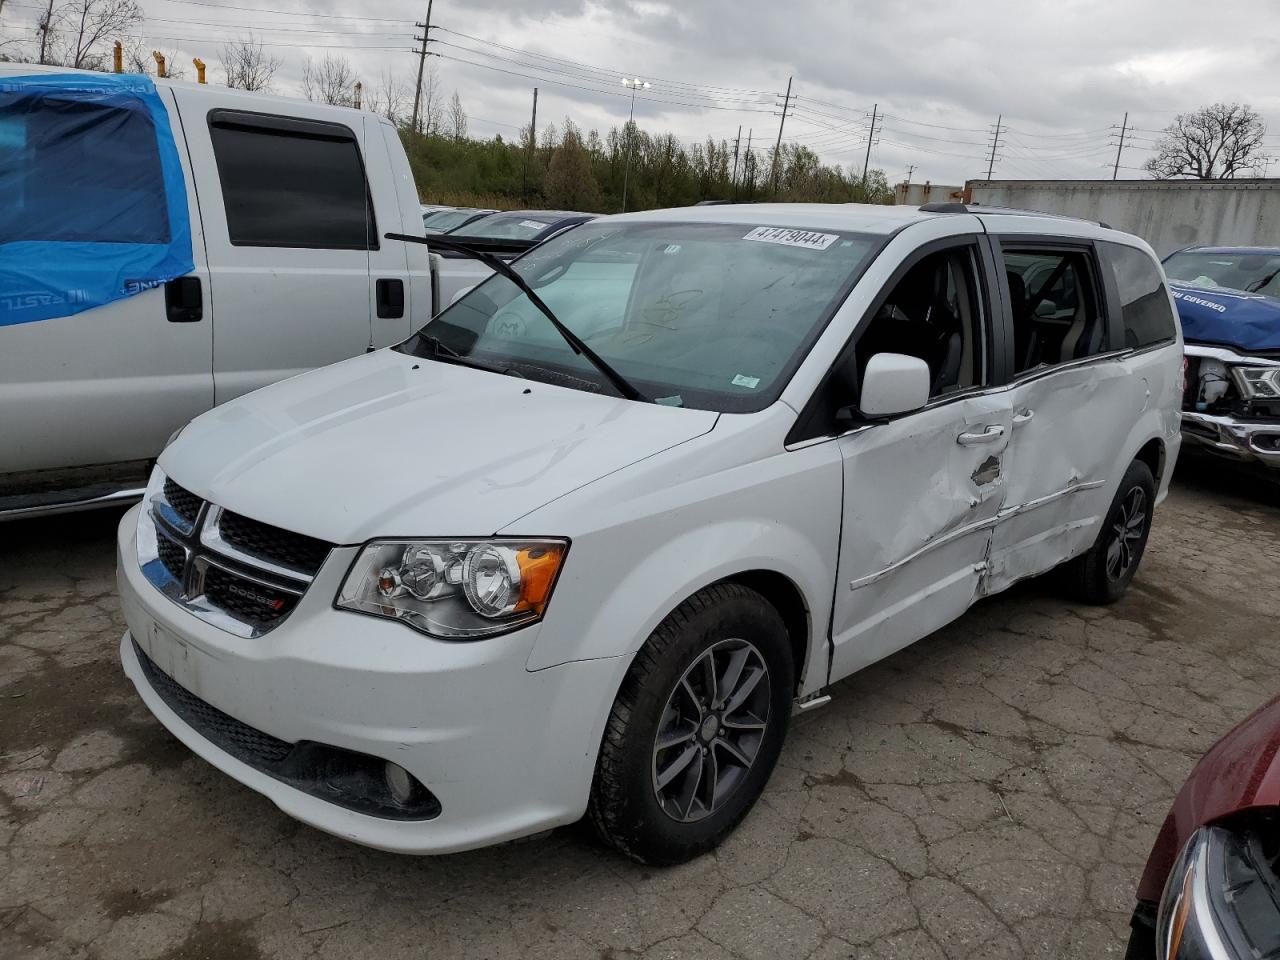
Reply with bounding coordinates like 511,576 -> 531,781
112,41 -> 123,74
193,58 -> 206,84
151,51 -> 167,78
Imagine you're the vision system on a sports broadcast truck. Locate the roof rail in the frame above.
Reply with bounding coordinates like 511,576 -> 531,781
924,201 -> 1114,230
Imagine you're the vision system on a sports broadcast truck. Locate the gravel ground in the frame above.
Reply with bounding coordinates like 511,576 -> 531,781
1,456 -> 1277,960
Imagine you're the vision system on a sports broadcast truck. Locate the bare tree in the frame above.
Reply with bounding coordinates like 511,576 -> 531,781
413,60 -> 444,135
220,35 -> 281,92
35,0 -> 55,64
52,0 -> 141,69
367,69 -> 410,127
447,90 -> 467,141
1146,103 -> 1267,180
302,52 -> 356,107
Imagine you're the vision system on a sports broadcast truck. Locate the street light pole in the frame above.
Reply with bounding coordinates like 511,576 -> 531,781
621,77 -> 650,212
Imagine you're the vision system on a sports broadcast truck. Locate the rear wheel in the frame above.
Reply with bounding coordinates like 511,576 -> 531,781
588,583 -> 793,865
1066,459 -> 1156,604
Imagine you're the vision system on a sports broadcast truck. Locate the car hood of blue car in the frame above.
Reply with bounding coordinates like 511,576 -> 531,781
1171,282 -> 1280,353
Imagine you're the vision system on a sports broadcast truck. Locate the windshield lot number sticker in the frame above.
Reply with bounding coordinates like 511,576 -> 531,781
743,227 -> 838,251
731,373 -> 761,388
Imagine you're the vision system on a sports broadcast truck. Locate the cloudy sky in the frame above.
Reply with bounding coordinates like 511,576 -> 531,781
4,0 -> 1280,185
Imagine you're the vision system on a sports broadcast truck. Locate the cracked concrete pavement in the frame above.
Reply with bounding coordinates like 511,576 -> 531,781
2,458 -> 1278,960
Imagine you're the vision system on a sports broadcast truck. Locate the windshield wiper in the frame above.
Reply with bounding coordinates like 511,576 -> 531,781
1246,268 -> 1280,294
387,232 -> 647,403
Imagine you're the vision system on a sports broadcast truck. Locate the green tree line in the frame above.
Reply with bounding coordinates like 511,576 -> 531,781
403,118 -> 894,213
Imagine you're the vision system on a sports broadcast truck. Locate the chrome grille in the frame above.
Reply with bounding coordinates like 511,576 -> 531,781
219,510 -> 330,575
162,478 -> 202,527
138,470 -> 332,638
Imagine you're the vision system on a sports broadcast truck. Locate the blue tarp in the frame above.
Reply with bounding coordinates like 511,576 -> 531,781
0,73 -> 193,327
1171,282 -> 1280,353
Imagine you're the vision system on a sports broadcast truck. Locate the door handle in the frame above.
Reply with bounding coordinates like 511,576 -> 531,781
376,278 -> 405,319
1013,409 -> 1035,426
957,424 -> 1005,445
165,277 -> 202,323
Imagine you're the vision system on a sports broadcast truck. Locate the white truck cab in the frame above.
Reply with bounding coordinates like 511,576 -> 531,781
0,65 -> 432,518
116,203 -> 1183,864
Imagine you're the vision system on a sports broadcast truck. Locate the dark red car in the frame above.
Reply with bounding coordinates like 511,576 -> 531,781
1126,694 -> 1280,958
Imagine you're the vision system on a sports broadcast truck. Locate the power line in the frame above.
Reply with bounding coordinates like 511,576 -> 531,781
431,51 -> 776,114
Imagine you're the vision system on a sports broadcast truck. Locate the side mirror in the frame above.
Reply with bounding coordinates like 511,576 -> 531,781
859,353 -> 931,417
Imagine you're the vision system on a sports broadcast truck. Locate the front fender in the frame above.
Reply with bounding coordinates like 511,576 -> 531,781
507,422 -> 844,694
540,519 -> 832,689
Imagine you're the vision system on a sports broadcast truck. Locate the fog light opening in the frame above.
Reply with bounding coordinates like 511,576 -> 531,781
384,761 -> 418,806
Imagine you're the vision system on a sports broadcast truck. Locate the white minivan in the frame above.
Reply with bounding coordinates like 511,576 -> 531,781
0,65 -> 431,518
116,203 -> 1183,864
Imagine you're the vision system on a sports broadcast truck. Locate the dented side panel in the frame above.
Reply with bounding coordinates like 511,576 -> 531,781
986,357 -> 1144,592
829,391 -> 1013,684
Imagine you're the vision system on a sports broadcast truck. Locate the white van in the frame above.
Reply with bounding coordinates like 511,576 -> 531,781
116,203 -> 1183,864
0,65 -> 432,518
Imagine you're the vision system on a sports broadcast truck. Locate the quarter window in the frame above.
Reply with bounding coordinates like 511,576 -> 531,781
1002,249 -> 1105,373
208,113 -> 375,249
1101,242 -> 1177,348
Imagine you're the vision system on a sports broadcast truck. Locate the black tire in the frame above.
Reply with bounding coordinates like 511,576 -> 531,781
1066,459 -> 1156,604
588,583 -> 794,865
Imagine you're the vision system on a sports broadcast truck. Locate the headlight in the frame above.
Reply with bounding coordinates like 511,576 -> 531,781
1232,366 -> 1280,399
1157,814 -> 1280,959
335,538 -> 568,639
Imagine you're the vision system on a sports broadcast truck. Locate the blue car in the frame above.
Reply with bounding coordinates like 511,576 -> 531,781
1164,246 -> 1280,471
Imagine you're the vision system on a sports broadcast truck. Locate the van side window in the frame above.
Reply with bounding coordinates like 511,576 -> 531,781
855,247 -> 987,398
1002,249 -> 1105,373
1100,242 -> 1177,349
0,94 -> 168,245
208,113 -> 375,250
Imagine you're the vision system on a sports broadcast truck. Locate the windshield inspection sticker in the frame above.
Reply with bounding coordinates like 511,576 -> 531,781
731,373 -> 761,389
742,226 -> 838,251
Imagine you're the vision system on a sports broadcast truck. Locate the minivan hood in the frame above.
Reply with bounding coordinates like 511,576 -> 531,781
160,350 -> 718,544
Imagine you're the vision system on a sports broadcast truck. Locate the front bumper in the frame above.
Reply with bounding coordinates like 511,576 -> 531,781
116,504 -> 629,854
1180,411 -> 1280,469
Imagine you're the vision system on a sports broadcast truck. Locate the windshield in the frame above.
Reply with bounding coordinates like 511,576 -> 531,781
397,220 -> 881,412
423,209 -> 486,234
449,211 -> 568,241
1164,250 -> 1280,298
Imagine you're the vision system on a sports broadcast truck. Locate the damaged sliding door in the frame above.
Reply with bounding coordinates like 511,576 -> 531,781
828,391 -> 1013,683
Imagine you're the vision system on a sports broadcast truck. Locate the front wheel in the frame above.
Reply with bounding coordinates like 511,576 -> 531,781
1066,459 -> 1156,604
588,583 -> 794,865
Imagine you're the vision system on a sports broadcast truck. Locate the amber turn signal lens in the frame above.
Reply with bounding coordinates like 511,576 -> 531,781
515,544 -> 566,614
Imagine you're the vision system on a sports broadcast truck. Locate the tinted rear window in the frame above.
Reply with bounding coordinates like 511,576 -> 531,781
1100,242 -> 1177,348
208,113 -> 375,249
0,92 -> 168,244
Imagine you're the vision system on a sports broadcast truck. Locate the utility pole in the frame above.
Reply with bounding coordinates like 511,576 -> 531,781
1112,111 -> 1129,181
986,114 -> 1002,181
738,128 -> 752,199
770,76 -> 792,197
409,0 -> 434,135
520,87 -> 537,201
620,77 -> 651,212
731,124 -> 742,192
861,103 -> 879,187
901,164 -> 915,203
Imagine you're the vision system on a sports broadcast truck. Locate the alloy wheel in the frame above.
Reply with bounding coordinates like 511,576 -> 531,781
651,638 -> 772,823
1105,486 -> 1147,581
